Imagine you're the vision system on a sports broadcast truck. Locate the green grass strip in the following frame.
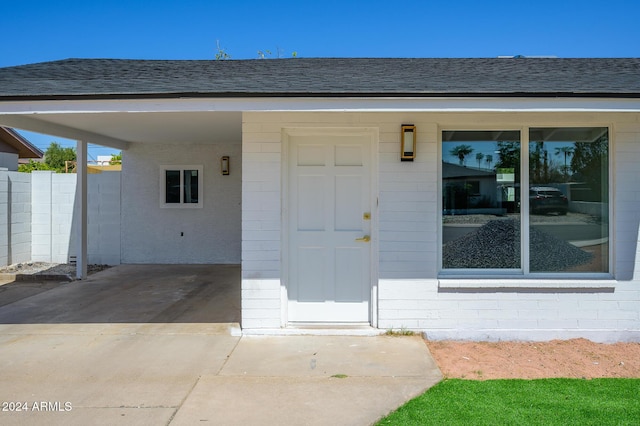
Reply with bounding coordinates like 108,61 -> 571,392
377,378 -> 640,426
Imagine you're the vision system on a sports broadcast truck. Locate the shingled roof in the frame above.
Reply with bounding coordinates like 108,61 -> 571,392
0,57 -> 638,100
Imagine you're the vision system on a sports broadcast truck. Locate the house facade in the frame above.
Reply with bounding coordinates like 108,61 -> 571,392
0,126 -> 42,170
0,58 -> 638,341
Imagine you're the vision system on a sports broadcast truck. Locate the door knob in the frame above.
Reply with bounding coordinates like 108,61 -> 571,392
355,235 -> 371,242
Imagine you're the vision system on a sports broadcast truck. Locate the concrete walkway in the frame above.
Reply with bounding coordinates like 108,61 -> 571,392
0,265 -> 442,425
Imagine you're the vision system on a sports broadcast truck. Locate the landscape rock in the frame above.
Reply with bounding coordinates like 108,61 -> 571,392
443,219 -> 592,271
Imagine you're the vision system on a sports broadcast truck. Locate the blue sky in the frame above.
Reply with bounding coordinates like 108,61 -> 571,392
3,0 -> 639,160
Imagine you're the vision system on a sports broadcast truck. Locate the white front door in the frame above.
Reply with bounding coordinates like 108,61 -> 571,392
287,133 -> 372,323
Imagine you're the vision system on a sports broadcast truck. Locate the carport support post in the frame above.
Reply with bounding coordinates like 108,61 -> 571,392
75,140 -> 88,279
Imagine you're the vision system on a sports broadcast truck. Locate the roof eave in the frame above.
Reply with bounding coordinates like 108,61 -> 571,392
1,91 -> 640,102
0,126 -> 43,158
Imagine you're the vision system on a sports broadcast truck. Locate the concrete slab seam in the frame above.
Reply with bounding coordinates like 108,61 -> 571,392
166,335 -> 243,424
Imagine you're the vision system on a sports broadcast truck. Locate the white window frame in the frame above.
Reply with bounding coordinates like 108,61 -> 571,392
159,165 -> 203,209
438,125 -> 614,287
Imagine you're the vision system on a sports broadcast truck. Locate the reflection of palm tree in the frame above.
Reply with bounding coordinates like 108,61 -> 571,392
485,154 -> 493,170
554,146 -> 574,178
476,152 -> 484,168
450,144 -> 474,166
531,142 -> 544,182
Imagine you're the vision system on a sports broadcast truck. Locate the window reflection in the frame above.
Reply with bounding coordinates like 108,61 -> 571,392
165,170 -> 181,204
442,131 -> 521,269
529,128 -> 608,273
183,170 -> 199,203
441,127 -> 609,274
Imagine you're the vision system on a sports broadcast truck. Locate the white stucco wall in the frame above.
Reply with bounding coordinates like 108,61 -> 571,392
242,111 -> 640,342
121,142 -> 241,264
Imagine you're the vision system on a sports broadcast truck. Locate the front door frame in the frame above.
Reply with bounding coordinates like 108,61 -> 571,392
281,127 -> 379,327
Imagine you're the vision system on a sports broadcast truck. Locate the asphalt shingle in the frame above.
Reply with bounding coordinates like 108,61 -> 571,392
0,57 -> 638,99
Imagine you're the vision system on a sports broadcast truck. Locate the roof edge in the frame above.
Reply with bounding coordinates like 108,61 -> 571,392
1,91 -> 640,102
0,126 -> 43,158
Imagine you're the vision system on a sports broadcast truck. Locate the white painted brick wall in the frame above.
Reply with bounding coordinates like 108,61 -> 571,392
375,115 -> 639,342
242,112 -> 640,341
241,118 -> 283,329
121,142 -> 241,264
241,279 -> 282,328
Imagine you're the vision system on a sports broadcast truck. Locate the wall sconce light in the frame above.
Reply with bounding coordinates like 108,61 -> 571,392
401,124 -> 416,162
221,156 -> 230,175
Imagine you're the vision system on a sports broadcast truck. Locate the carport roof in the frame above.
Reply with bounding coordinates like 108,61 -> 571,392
0,57 -> 639,100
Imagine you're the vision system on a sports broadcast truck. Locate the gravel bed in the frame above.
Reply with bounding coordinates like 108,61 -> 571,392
443,212 -> 604,225
443,219 -> 593,271
0,262 -> 110,278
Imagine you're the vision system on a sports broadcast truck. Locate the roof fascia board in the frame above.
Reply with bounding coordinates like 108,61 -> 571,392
0,115 -> 131,150
0,97 -> 640,114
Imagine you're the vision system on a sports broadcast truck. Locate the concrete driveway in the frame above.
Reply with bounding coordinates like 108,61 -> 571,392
0,265 -> 442,425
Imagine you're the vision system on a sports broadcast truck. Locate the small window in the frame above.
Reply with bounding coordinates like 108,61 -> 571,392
160,165 -> 203,208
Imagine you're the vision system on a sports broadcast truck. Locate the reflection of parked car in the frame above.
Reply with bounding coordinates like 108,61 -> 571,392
529,186 -> 568,215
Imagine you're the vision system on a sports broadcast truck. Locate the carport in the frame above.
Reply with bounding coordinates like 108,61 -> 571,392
0,264 -> 241,328
0,109 -> 243,279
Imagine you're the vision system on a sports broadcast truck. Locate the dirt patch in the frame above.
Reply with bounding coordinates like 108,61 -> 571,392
426,338 -> 640,380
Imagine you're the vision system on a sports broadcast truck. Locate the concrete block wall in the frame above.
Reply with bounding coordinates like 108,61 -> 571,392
0,170 -> 7,264
32,171 -> 77,263
6,171 -> 32,264
31,171 -> 53,262
30,171 -> 121,265
0,170 -> 30,265
243,111 -> 640,341
51,173 -> 76,263
87,171 -> 121,264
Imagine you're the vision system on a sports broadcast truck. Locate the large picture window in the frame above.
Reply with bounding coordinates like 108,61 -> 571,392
442,127 -> 609,275
160,165 -> 203,208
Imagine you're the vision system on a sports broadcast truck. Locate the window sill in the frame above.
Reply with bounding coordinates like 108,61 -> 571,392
159,203 -> 203,209
438,278 -> 616,291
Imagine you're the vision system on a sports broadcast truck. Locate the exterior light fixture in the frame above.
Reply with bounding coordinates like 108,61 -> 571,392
401,124 -> 416,161
221,156 -> 230,175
